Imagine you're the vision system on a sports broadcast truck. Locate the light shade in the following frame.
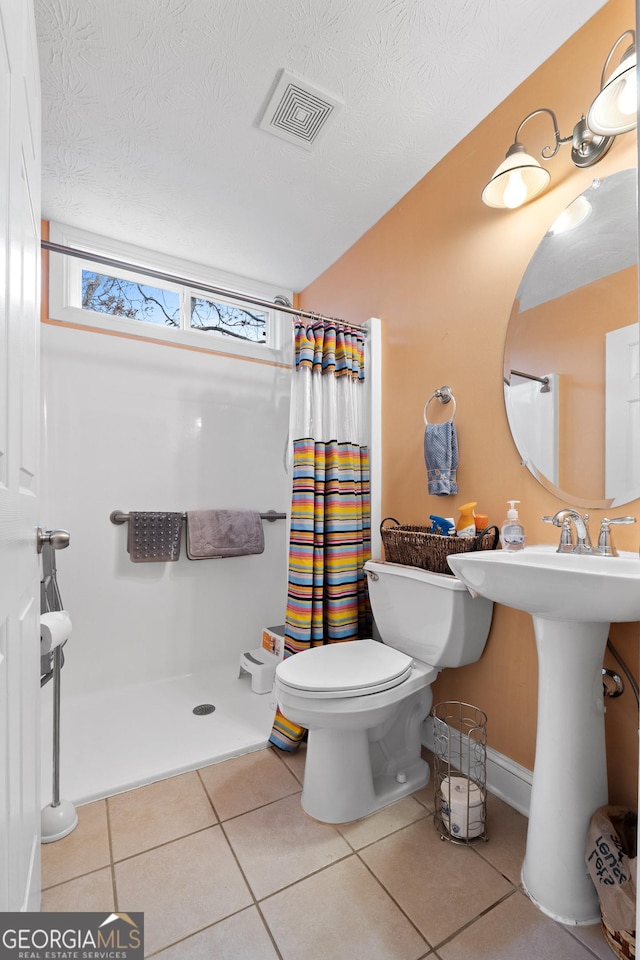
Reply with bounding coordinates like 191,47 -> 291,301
588,40 -> 637,135
481,143 -> 551,209
547,195 -> 592,235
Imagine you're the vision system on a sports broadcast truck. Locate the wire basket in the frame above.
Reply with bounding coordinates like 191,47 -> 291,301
380,518 -> 499,575
432,701 -> 488,844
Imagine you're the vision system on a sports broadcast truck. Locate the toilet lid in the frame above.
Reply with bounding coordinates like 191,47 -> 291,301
275,639 -> 414,699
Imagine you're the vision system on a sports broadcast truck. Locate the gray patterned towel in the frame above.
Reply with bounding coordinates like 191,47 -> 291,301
127,512 -> 183,562
424,421 -> 459,496
186,510 -> 265,559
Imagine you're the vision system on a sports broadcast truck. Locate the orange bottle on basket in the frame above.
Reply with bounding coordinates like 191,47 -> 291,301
474,513 -> 489,533
456,502 -> 477,538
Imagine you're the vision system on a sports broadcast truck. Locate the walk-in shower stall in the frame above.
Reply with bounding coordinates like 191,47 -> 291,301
40,312 -> 380,804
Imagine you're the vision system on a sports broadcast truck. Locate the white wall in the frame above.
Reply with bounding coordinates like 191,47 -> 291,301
41,323 -> 291,698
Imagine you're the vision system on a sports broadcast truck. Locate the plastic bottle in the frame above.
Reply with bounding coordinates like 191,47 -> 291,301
474,513 -> 489,533
456,502 -> 477,538
430,515 -> 455,536
500,500 -> 526,551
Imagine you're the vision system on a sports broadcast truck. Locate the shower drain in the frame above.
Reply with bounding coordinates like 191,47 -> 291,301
193,703 -> 216,716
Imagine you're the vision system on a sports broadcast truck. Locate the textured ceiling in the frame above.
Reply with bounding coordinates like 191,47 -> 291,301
35,0 -> 608,292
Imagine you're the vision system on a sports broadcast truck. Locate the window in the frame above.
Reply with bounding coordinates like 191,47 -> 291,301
48,223 -> 291,363
82,271 -> 181,327
190,295 -> 267,343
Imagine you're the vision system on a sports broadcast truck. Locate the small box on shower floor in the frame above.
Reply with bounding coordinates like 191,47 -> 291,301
261,624 -> 285,659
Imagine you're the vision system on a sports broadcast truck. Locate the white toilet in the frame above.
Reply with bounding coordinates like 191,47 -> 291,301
273,558 -> 493,823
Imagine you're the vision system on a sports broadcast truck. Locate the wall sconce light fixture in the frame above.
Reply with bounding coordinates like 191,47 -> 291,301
588,30 -> 637,135
482,31 -> 637,209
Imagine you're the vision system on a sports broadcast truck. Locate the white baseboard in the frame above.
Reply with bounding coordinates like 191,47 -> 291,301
422,717 -> 532,817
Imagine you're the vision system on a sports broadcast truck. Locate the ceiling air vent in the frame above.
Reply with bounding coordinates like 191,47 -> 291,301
259,70 -> 342,150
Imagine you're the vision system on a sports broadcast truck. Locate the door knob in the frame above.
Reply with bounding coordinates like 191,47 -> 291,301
36,527 -> 70,553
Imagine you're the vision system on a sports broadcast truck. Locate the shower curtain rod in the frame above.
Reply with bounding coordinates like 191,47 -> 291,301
41,240 -> 369,334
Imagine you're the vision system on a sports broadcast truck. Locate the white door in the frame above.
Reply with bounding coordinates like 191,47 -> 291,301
0,0 -> 42,911
605,323 -> 640,505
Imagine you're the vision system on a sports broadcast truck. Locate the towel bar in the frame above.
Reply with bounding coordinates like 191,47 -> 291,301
110,509 -> 286,525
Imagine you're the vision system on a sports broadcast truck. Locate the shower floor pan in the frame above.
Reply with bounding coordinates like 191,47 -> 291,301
40,658 -> 276,805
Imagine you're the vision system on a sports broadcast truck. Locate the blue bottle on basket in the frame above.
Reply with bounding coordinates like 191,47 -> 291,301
430,515 -> 455,536
500,501 -> 526,552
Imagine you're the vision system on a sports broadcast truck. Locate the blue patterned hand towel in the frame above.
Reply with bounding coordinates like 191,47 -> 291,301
424,421 -> 458,496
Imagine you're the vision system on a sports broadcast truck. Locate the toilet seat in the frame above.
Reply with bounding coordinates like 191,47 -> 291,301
275,638 -> 414,699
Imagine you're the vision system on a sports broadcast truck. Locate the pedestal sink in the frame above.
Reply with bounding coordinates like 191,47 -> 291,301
447,545 -> 640,925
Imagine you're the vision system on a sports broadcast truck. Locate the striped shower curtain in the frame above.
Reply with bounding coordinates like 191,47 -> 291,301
269,319 -> 372,751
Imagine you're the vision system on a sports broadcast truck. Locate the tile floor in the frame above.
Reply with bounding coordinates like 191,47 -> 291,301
41,746 -> 615,960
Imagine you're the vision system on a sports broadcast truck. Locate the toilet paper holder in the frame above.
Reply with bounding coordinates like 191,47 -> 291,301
431,700 -> 488,844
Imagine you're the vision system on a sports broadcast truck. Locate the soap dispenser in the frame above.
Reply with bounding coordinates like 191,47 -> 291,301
500,500 -> 526,552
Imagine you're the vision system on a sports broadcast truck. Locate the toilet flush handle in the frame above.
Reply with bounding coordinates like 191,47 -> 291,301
365,568 -> 379,581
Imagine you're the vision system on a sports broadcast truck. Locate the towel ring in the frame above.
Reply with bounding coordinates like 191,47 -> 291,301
424,385 -> 456,425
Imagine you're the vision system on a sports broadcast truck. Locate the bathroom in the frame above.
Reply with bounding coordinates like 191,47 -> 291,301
3,0 -> 640,955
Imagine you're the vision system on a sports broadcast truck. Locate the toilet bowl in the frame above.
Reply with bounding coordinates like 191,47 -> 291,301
274,559 -> 494,824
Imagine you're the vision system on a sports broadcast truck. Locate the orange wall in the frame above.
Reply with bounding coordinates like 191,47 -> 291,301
299,0 -> 640,806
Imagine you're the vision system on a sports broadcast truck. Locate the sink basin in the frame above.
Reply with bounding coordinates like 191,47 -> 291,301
447,545 -> 640,926
447,544 -> 640,622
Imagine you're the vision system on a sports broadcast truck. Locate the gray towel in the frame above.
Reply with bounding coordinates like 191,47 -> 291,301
186,510 -> 265,559
424,421 -> 459,496
127,511 -> 183,562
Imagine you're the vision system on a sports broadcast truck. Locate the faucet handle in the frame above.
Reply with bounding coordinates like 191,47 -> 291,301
542,514 -> 575,553
596,516 -> 636,557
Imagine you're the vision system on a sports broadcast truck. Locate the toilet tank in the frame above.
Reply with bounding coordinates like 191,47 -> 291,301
364,559 -> 493,667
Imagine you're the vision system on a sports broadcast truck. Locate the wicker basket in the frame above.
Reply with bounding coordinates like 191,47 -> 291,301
380,518 -> 499,575
601,921 -> 635,960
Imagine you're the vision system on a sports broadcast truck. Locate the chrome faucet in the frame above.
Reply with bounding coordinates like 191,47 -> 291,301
595,516 -> 636,557
542,509 -> 593,554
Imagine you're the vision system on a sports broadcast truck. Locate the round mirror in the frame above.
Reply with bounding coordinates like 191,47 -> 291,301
504,168 -> 639,508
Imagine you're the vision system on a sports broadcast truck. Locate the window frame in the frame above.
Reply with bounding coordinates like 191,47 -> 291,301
48,223 -> 292,363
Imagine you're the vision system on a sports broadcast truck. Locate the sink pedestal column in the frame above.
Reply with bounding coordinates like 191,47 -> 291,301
521,617 -> 609,924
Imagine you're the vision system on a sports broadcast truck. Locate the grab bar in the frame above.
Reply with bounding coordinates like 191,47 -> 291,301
110,509 -> 286,524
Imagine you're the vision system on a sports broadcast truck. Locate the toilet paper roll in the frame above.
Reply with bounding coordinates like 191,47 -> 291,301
40,611 -> 72,655
441,776 -> 484,839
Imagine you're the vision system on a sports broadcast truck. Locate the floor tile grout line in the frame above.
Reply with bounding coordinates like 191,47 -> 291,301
41,864 -> 114,896
429,887 -> 520,954
195,766 -> 223,822
253,901 -> 287,960
203,789 -> 303,827
214,817 -> 287,959
217,807 -> 359,905
466,833 -> 525,887
353,846 -> 433,953
138,905 -> 285,960
104,820 -> 224,867
104,799 -> 118,910
351,812 -> 528,956
335,803 -> 430,854
268,744 -> 305,786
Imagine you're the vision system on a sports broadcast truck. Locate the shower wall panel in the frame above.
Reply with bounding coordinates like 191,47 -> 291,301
40,323 -> 291,698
